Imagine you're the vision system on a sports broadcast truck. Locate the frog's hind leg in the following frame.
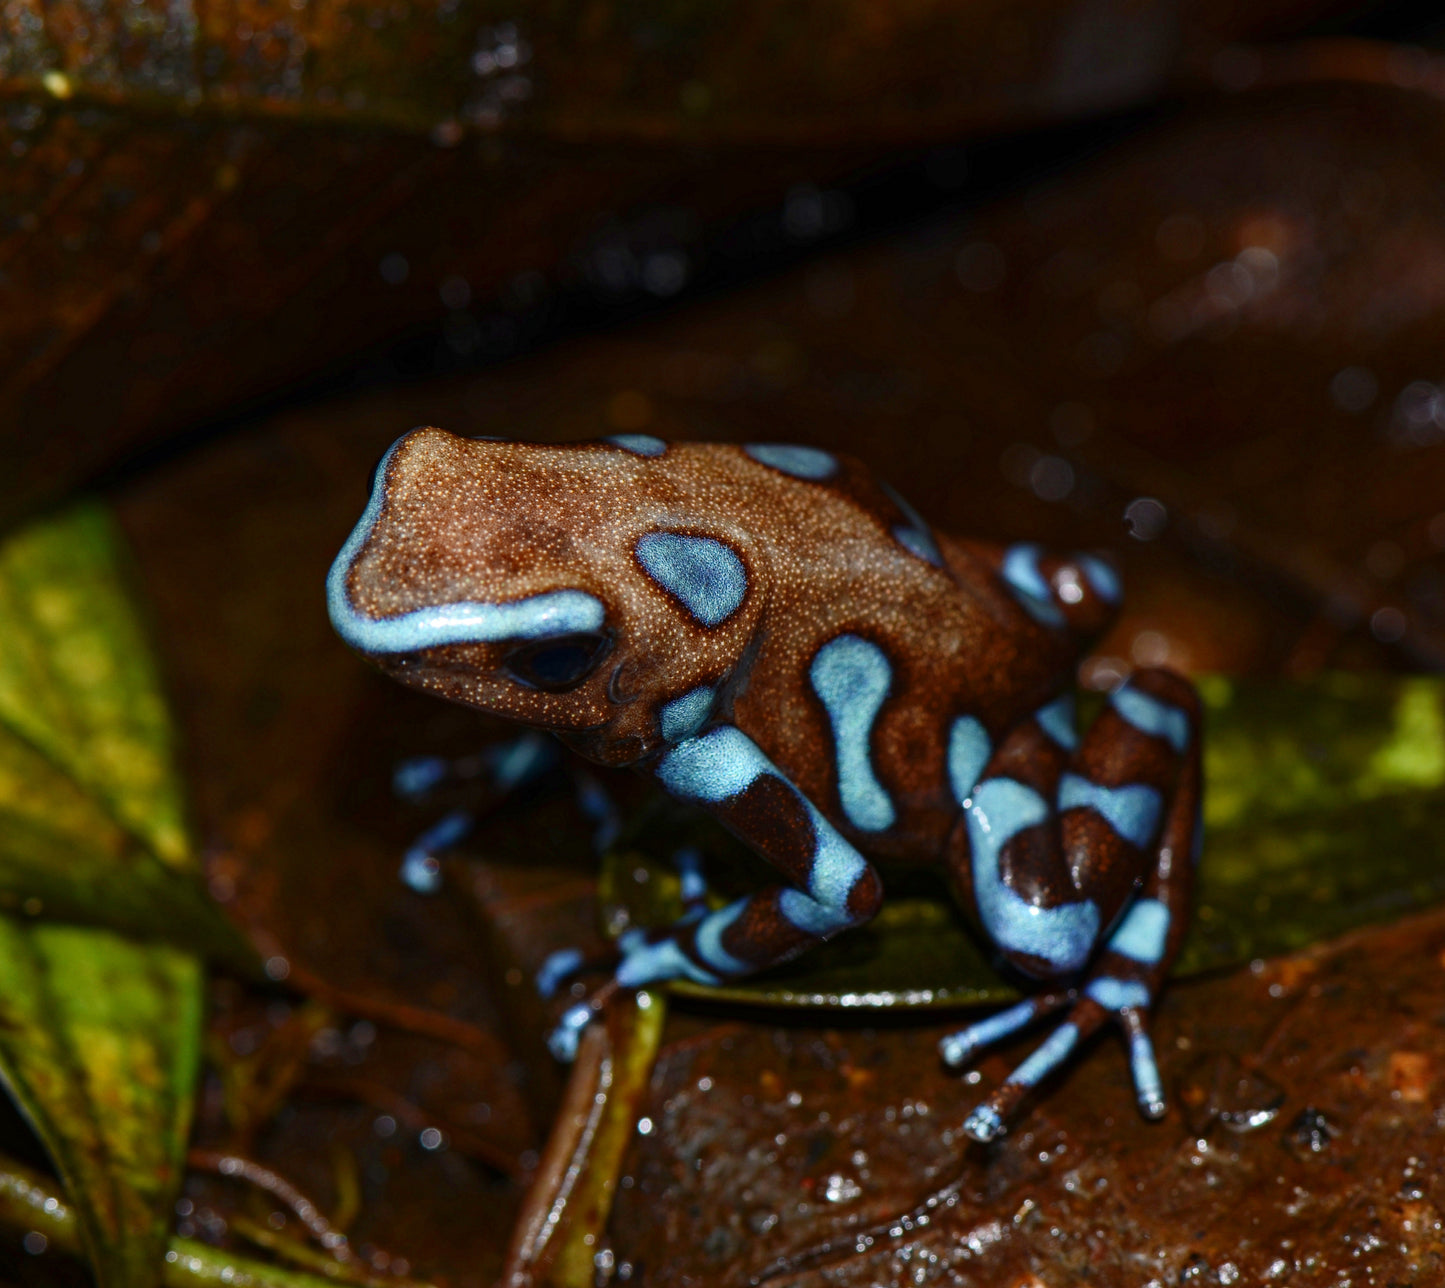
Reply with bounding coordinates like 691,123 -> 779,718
939,668 -> 1202,1141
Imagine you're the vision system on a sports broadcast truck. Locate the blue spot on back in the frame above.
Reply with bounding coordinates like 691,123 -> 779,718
635,532 -> 748,627
744,443 -> 838,480
881,482 -> 944,568
604,433 -> 667,457
809,635 -> 895,832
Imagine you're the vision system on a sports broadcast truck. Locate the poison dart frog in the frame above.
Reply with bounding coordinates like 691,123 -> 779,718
328,427 -> 1202,1141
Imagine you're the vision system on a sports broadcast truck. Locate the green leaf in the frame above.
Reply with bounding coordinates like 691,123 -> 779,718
604,676 -> 1445,1009
0,503 -> 252,967
0,922 -> 202,1288
0,502 -> 233,1286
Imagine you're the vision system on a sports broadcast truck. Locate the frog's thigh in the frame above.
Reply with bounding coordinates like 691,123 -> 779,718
947,670 -> 1199,981
623,726 -> 883,986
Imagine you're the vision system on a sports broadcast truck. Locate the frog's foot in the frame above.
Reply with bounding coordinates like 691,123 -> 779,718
542,847 -> 715,1058
943,978 -> 1164,1143
399,809 -> 474,894
393,732 -> 559,803
547,979 -> 623,1061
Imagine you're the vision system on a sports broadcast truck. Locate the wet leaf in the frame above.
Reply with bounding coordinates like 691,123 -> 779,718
0,502 -> 233,1286
0,502 -> 252,966
604,676 -> 1445,1009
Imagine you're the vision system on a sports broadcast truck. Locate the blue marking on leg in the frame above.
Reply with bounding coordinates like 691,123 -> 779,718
536,947 -> 584,999
656,726 -> 770,802
615,936 -> 720,988
1111,686 -> 1191,753
1108,897 -> 1171,965
393,755 -> 449,800
1059,775 -> 1163,850
1085,977 -> 1151,1011
967,779 -> 1100,972
1129,1030 -> 1165,1116
1078,554 -> 1122,604
660,685 -> 716,744
574,773 -> 621,853
1191,813 -> 1204,866
693,898 -> 750,976
810,635 -> 895,832
634,532 -> 748,627
880,482 -> 945,569
1011,1022 -> 1080,1087
779,887 -> 854,938
801,798 -> 867,912
400,809 -> 472,894
658,725 -> 870,931
1000,544 -> 1064,626
489,732 -> 557,791
947,715 -> 992,804
673,846 -> 707,904
548,1001 -> 595,1062
743,443 -> 838,480
604,433 -> 667,457
1034,694 -> 1078,750
939,999 -> 1038,1067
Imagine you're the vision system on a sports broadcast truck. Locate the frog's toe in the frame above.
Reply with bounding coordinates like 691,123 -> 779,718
1119,1005 -> 1166,1119
938,992 -> 1071,1069
536,946 -> 587,1000
398,808 -> 473,894
546,1001 -> 596,1062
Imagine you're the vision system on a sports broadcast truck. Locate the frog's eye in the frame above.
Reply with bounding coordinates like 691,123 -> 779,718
503,634 -> 612,693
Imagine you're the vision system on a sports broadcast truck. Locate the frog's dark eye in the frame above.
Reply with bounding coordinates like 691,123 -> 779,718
503,634 -> 612,692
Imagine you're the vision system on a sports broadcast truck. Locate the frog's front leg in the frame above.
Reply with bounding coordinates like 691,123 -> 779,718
940,668 -> 1202,1141
548,725 -> 883,1059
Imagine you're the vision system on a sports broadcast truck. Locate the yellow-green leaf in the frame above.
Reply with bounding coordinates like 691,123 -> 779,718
0,502 -> 235,1286
0,503 -> 251,965
0,923 -> 202,1288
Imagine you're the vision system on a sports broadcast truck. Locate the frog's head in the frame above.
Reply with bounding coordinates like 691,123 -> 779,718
327,427 -> 766,764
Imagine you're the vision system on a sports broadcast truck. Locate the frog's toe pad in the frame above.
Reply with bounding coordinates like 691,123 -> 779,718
962,1103 -> 1005,1143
